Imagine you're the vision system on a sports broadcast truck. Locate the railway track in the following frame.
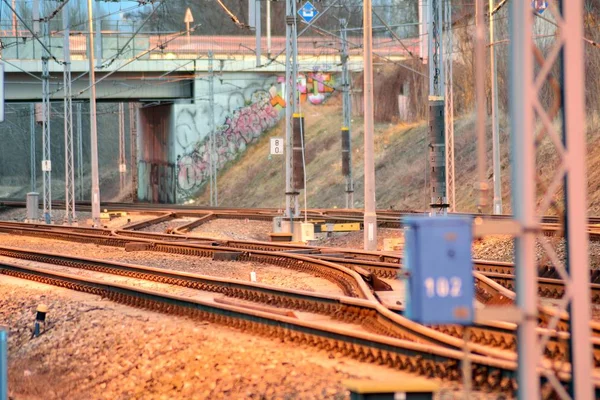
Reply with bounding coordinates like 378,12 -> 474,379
3,249 -> 600,396
2,201 -> 599,240
0,222 -> 599,368
0,219 -> 597,306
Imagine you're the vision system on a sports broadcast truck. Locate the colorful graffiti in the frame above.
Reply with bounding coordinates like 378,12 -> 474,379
174,72 -> 336,202
298,72 -> 335,105
175,80 -> 283,201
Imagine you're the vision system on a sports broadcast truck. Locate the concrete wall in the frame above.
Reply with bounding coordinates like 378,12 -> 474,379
134,71 -> 337,203
174,73 -> 286,203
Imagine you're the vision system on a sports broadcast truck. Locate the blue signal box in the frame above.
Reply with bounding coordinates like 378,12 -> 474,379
403,216 -> 474,325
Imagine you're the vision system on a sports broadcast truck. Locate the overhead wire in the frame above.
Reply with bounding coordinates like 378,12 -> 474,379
102,0 -> 165,69
1,0 -> 63,64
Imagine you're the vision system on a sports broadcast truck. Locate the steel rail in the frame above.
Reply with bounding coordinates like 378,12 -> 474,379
6,261 -> 599,396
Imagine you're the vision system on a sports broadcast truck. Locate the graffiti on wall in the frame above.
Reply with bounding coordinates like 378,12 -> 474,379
298,72 -> 335,105
138,161 -> 176,204
174,72 -> 336,202
175,78 -> 284,201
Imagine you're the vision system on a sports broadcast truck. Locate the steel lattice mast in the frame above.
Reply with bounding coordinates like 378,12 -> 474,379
41,2 -> 52,223
284,0 -> 300,219
63,3 -> 76,224
509,0 -> 592,398
76,102 -> 84,201
340,18 -> 354,209
30,104 -> 36,193
129,102 -> 138,202
208,51 -> 217,207
444,0 -> 455,212
490,0 -> 502,214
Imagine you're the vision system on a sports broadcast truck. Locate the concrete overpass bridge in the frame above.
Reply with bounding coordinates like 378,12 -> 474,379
0,30 -> 417,204
0,31 -> 417,102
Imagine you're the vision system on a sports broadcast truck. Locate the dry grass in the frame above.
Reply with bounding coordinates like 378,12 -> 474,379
193,93 -> 600,214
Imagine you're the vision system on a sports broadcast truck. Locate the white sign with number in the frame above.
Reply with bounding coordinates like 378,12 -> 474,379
270,138 -> 284,155
41,160 -> 51,172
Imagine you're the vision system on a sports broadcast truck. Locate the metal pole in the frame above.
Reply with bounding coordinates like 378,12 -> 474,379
30,104 -> 36,192
208,51 -> 217,207
41,1 -> 52,223
255,0 -> 261,67
489,0 -> 502,214
266,0 -> 271,56
129,102 -> 138,202
63,2 -> 76,224
284,0 -> 300,221
11,0 -> 16,36
118,103 -> 126,192
475,0 -> 487,213
563,1 -> 593,396
76,102 -> 83,200
428,0 -> 447,215
363,0 -> 377,250
291,0 -> 299,218
444,0 -> 455,212
87,0 -> 101,226
0,328 -> 7,400
509,1 -> 538,398
94,2 -> 102,69
32,0 -> 39,35
462,327 -> 472,398
340,19 -> 354,209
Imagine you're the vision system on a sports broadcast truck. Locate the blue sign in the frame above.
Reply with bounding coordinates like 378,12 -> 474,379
298,2 -> 319,24
532,0 -> 548,14
403,216 -> 474,325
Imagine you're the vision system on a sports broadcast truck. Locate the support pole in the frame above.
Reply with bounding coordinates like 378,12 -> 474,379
30,104 -> 36,192
475,0 -> 488,212
87,0 -> 101,226
11,0 -> 16,36
340,19 -> 354,209
118,103 -> 126,192
32,0 -> 39,35
284,0 -> 300,220
208,51 -> 217,207
128,102 -> 138,202
428,0 -> 447,214
489,0 -> 502,214
76,102 -> 83,200
563,1 -> 593,397
509,1 -> 538,398
94,2 -> 102,69
266,0 -> 271,56
63,2 -> 76,224
444,0 -> 455,212
41,2 -> 52,223
255,0 -> 261,67
363,0 -> 377,250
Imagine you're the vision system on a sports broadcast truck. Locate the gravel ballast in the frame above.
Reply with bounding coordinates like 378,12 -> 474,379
1,276 -> 422,400
0,234 -> 345,295
189,219 -> 273,241
1,276 -> 492,400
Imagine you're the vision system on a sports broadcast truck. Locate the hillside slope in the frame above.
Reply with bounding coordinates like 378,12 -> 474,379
194,94 -> 600,214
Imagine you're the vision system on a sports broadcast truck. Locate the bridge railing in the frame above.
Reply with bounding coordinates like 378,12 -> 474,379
0,31 -> 417,63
